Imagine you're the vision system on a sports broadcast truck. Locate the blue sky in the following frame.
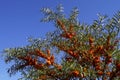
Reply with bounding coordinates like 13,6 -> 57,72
0,0 -> 120,80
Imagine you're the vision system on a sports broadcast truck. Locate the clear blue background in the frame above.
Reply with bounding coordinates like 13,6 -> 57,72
0,0 -> 120,80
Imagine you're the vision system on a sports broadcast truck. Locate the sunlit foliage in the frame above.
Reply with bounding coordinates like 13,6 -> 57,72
3,5 -> 120,80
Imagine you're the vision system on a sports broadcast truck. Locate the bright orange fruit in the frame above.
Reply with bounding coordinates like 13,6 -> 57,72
97,71 -> 103,76
72,70 -> 79,76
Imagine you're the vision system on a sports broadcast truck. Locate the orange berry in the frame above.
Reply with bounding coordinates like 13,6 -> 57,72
35,49 -> 48,59
46,60 -> 51,65
97,71 -> 103,76
73,53 -> 79,58
106,72 -> 111,76
68,50 -> 73,55
66,33 -> 73,39
89,49 -> 94,54
95,66 -> 101,70
72,70 -> 79,76
47,56 -> 51,60
98,45 -> 103,50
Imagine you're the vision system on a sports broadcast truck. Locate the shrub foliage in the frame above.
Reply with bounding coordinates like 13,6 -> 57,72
3,5 -> 120,80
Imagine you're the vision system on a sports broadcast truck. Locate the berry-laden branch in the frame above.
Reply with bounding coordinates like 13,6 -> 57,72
3,6 -> 120,80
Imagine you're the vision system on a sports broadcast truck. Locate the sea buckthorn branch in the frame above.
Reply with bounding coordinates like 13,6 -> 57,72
17,56 -> 44,69
4,7 -> 120,79
57,19 -> 76,39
